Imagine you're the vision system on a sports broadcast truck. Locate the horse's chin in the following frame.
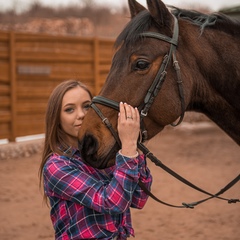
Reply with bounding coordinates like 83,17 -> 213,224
97,157 -> 115,169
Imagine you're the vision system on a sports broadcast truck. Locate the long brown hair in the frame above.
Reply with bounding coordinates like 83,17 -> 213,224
39,79 -> 92,193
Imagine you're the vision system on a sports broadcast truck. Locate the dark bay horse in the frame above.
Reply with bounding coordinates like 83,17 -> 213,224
79,0 -> 240,169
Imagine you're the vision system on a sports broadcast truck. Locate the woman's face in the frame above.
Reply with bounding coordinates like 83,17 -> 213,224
60,86 -> 91,146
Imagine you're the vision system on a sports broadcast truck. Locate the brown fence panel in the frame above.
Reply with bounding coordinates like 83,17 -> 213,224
0,31 -> 114,141
0,32 -> 11,140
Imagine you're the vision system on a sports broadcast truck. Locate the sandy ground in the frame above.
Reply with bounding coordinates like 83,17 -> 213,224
0,122 -> 239,240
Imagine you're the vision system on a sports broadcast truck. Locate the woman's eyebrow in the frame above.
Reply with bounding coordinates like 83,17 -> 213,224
63,103 -> 75,108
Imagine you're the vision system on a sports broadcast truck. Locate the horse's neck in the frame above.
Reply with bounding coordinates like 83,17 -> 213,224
189,32 -> 240,145
189,77 -> 240,145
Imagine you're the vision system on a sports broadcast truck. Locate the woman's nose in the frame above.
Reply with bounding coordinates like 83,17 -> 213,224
77,108 -> 85,119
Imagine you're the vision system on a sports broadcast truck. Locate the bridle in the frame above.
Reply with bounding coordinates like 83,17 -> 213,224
92,16 -> 184,142
90,15 -> 240,208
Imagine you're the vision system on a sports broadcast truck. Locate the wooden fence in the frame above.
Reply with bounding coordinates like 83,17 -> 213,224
0,31 -> 115,141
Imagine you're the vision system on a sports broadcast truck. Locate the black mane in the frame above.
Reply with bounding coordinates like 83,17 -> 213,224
115,6 -> 240,48
171,7 -> 240,36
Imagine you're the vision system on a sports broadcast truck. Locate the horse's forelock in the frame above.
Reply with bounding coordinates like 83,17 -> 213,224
114,10 -> 153,49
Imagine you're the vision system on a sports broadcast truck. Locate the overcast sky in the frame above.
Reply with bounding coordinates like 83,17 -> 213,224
0,0 -> 239,13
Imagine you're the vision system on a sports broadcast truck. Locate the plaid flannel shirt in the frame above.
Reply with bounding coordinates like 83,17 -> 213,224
43,149 -> 152,240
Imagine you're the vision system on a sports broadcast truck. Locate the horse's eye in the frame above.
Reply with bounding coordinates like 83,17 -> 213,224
134,60 -> 150,70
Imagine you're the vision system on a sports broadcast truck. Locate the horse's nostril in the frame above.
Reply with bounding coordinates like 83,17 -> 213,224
80,134 -> 98,164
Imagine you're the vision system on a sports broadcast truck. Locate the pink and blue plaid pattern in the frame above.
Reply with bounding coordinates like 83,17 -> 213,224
43,149 -> 152,240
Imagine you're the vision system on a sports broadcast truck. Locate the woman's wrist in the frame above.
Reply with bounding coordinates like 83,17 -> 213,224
119,149 -> 139,158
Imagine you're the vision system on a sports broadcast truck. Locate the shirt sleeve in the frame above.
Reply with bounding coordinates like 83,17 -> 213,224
130,154 -> 153,209
43,153 -> 149,215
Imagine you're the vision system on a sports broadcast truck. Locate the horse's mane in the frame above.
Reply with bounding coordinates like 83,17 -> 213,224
115,6 -> 240,49
171,7 -> 240,36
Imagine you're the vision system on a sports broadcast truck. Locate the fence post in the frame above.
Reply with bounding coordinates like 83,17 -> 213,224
9,31 -> 17,141
93,37 -> 100,95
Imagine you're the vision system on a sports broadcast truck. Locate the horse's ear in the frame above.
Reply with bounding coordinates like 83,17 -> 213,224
128,0 -> 146,18
147,0 -> 172,27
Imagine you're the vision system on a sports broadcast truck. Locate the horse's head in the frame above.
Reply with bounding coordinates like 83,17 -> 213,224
79,0 -> 191,168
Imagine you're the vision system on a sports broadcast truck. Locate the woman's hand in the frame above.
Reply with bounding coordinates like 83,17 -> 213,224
117,102 -> 140,157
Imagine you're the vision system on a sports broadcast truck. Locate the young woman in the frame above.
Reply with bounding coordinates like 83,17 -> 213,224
39,79 -> 152,240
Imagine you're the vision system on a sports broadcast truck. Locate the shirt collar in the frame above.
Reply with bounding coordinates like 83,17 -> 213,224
58,145 -> 79,157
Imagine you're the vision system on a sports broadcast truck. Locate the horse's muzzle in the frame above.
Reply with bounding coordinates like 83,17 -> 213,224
79,133 -> 99,167
79,133 -> 118,169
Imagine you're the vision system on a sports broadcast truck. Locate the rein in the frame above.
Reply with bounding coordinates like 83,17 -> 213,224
91,96 -> 240,208
90,15 -> 240,208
